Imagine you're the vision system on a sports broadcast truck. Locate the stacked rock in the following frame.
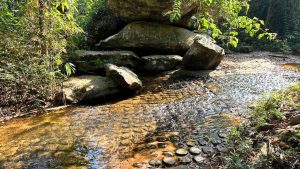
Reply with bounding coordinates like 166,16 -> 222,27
63,0 -> 225,103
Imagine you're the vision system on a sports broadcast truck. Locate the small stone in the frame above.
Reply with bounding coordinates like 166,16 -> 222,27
157,142 -> 168,148
176,148 -> 188,156
147,143 -> 157,149
163,151 -> 175,157
186,141 -> 196,147
218,132 -> 227,138
163,157 -> 176,165
170,135 -> 181,142
169,166 -> 189,169
198,139 -> 208,146
149,159 -> 162,167
278,125 -> 300,141
259,143 -> 268,156
178,157 -> 192,164
216,144 -> 229,153
157,136 -> 168,142
15,162 -> 26,168
189,147 -> 201,155
211,138 -> 222,145
193,155 -> 206,164
133,146 -> 144,152
175,142 -> 185,148
120,140 -> 131,146
122,124 -> 130,128
289,114 -> 300,126
202,147 -> 215,156
145,137 -> 155,143
133,163 -> 143,168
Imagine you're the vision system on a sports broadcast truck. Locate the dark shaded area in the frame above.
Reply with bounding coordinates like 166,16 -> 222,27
95,47 -> 188,57
78,89 -> 137,106
235,0 -> 300,53
85,6 -> 126,49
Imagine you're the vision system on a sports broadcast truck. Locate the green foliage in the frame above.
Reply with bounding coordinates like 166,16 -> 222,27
223,153 -> 251,169
84,0 -> 123,49
68,0 -> 106,49
224,123 -> 252,169
68,0 -> 122,50
227,123 -> 252,155
165,0 -> 182,22
243,0 -> 300,53
0,0 -> 83,113
252,82 -> 300,127
0,59 -> 62,111
168,0 -> 276,47
222,82 -> 300,169
64,63 -> 76,77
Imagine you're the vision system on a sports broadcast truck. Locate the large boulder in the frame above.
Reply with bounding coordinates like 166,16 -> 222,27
72,50 -> 141,74
142,55 -> 183,72
183,38 -> 225,70
107,0 -> 196,26
105,64 -> 142,91
98,22 -> 206,55
63,76 -> 120,103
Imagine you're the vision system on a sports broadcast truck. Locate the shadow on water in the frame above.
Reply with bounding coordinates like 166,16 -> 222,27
78,90 -> 136,106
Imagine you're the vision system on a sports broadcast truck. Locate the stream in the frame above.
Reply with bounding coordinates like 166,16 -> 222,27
0,52 -> 299,169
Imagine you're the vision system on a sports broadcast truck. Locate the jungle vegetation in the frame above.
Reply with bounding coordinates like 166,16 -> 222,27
0,0 -> 299,116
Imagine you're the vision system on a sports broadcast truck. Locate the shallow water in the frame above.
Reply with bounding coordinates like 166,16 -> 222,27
0,52 -> 299,169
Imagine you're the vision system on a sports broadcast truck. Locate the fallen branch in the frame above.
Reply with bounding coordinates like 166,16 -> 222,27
45,105 -> 70,112
268,54 -> 289,59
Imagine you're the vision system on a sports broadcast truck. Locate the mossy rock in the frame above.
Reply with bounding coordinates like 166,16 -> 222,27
71,50 -> 141,74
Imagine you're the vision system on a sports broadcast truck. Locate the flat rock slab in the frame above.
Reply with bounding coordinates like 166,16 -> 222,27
72,50 -> 140,73
63,75 -> 120,103
142,55 -> 183,72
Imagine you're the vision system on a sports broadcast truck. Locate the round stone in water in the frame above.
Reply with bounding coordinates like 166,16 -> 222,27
163,151 -> 175,157
198,139 -> 208,146
216,144 -> 229,153
176,148 -> 188,156
133,163 -> 143,168
149,159 -> 162,167
179,156 -> 192,164
193,155 -> 206,164
202,147 -> 215,156
163,157 -> 176,165
218,132 -> 227,138
211,137 -> 222,145
189,147 -> 201,155
186,141 -> 196,147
